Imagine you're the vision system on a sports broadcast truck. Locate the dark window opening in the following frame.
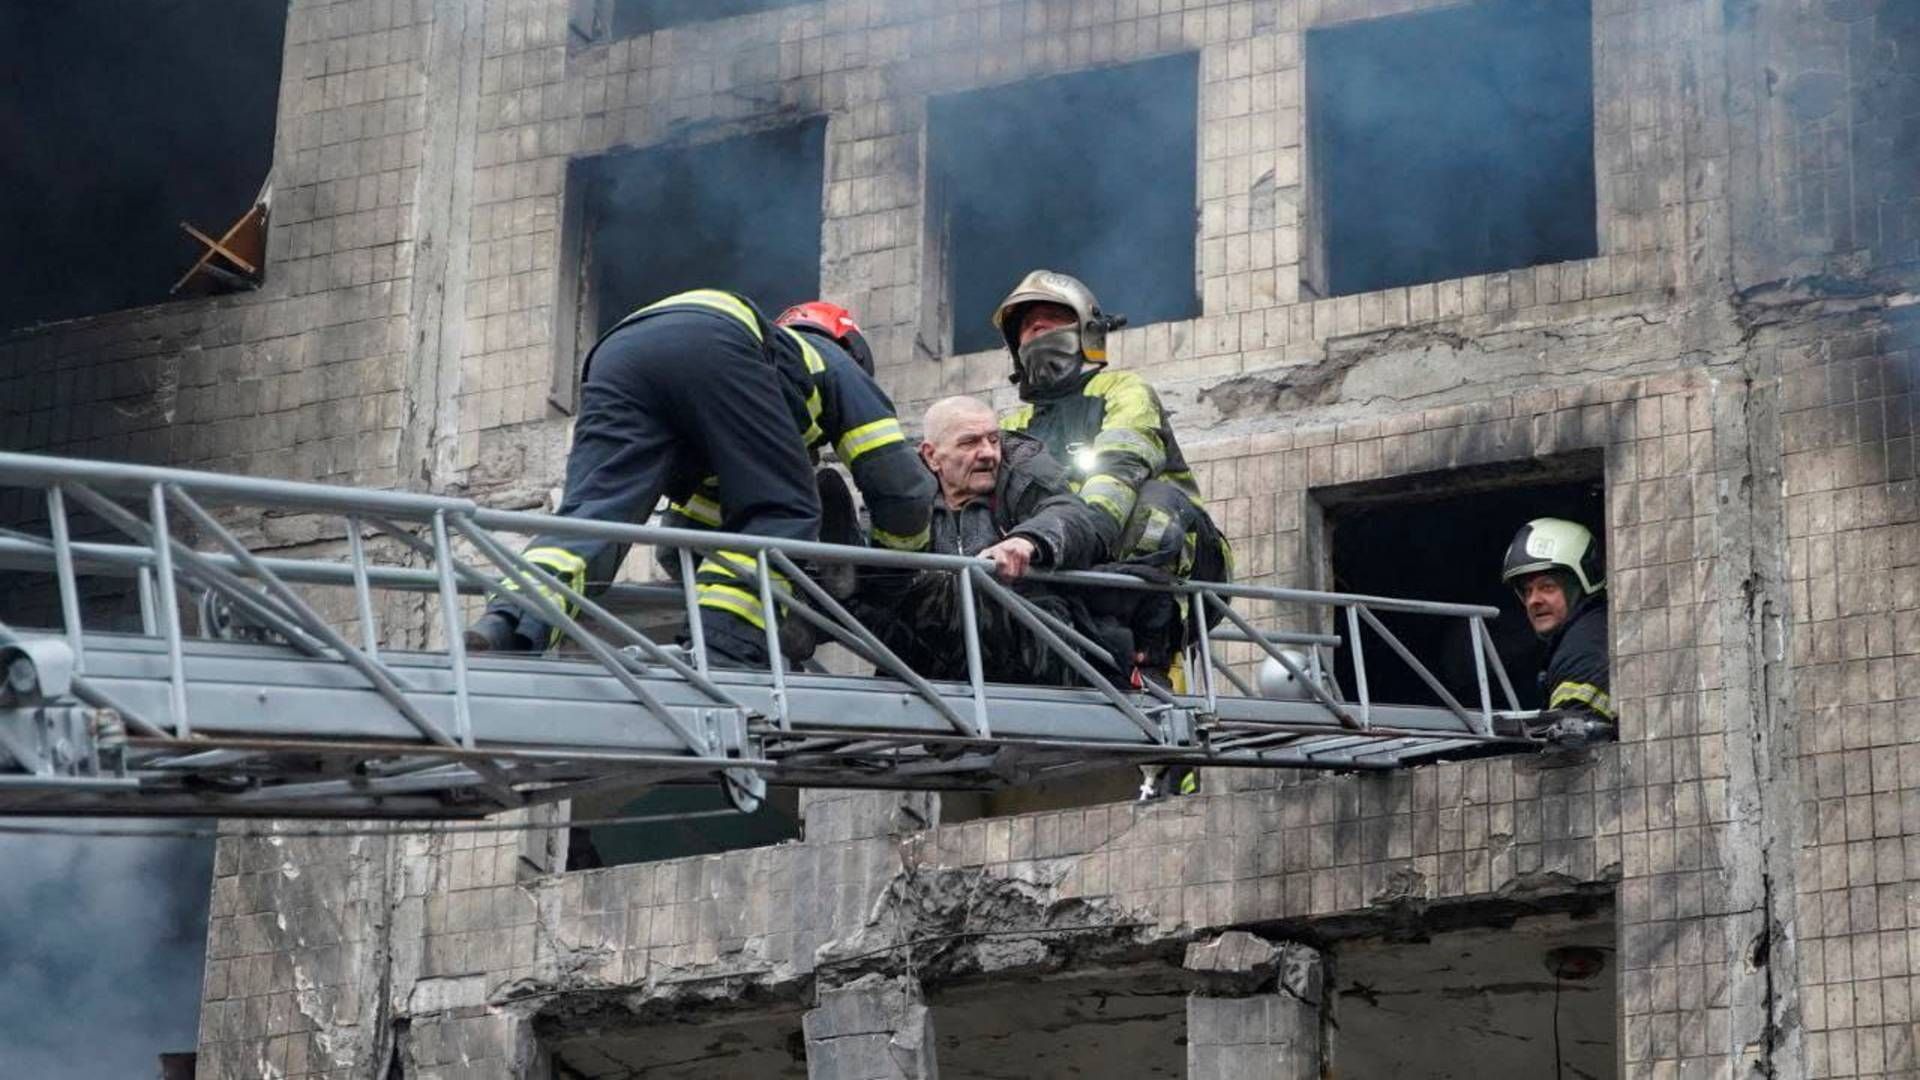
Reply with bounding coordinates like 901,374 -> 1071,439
934,972 -> 1189,1079
1317,456 -> 1605,710
569,0 -> 810,42
1304,0 -> 1596,299
928,53 -> 1201,355
0,2 -> 287,332
553,120 -> 825,411
548,1010 -> 807,1078
1332,912 -> 1617,1079
939,768 -> 1142,825
565,784 -> 800,870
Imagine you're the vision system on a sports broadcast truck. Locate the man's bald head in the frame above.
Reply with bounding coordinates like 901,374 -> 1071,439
922,396 -> 997,447
919,396 -> 1003,509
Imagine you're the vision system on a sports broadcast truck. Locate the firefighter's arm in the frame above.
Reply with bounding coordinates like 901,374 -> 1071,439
1543,610 -> 1613,719
1006,472 -> 1117,572
1078,371 -> 1169,530
824,359 -> 934,551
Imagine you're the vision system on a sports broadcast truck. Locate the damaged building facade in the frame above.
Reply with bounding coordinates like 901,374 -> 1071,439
1,0 -> 1917,1076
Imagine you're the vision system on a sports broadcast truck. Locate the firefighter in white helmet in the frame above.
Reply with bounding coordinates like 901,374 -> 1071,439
1501,518 -> 1614,744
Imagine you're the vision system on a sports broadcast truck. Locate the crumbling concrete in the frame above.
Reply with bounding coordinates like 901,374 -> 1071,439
803,974 -> 939,1080
1184,932 -> 1324,1080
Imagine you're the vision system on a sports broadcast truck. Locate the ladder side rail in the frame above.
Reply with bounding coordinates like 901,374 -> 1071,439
165,485 -> 523,804
146,484 -> 191,736
448,514 -> 714,757
346,517 -> 379,659
45,487 -> 85,673
1476,616 -> 1524,711
1354,605 -> 1478,731
967,566 -> 1164,743
753,549 -> 788,729
63,484 -> 329,659
373,515 -> 748,713
1205,594 -> 1360,730
136,567 -> 157,635
676,547 -> 709,676
0,450 -> 476,522
1469,610 -> 1495,735
955,569 -> 991,737
767,550 -> 980,739
1192,585 -> 1218,714
430,511 -> 479,756
1345,606 -> 1372,729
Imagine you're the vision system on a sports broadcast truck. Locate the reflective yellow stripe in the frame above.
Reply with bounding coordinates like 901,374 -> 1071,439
696,583 -> 767,628
699,550 -> 789,586
835,417 -> 905,463
1128,505 -> 1178,558
1092,426 -> 1167,472
522,547 -> 587,592
1548,681 -> 1614,719
1086,370 -> 1162,433
1000,406 -> 1034,432
780,328 -> 827,445
1080,475 -> 1137,526
871,524 -> 931,551
668,485 -> 723,528
506,546 -> 589,619
784,327 -> 827,373
638,289 -> 763,340
1176,770 -> 1198,795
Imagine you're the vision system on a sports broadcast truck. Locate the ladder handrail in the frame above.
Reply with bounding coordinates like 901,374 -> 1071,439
0,449 -> 1538,819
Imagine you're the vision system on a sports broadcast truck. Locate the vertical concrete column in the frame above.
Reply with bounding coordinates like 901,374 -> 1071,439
1184,933 -> 1323,1080
803,974 -> 939,1080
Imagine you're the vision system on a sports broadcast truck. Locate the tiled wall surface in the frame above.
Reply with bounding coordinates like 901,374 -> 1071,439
0,0 -> 1915,1077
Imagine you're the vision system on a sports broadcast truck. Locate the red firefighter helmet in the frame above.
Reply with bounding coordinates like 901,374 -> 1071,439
776,301 -> 875,376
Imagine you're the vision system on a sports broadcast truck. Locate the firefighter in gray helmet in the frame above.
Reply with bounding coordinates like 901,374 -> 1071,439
1501,518 -> 1614,745
991,270 -> 1230,594
993,270 -> 1232,799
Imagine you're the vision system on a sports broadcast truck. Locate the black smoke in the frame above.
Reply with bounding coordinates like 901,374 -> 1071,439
1306,0 -> 1597,297
0,822 -> 214,1077
580,118 -> 826,335
0,1 -> 287,332
929,52 -> 1203,354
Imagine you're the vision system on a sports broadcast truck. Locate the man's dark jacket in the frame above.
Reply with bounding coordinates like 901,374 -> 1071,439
1541,595 -> 1611,719
927,430 -> 1115,569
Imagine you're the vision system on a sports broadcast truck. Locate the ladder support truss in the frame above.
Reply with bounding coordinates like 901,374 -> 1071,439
0,450 -> 1539,819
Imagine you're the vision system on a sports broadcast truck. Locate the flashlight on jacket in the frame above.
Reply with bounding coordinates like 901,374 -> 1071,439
1068,442 -> 1100,476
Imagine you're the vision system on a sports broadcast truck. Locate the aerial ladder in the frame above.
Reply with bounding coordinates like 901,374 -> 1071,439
0,450 -> 1546,820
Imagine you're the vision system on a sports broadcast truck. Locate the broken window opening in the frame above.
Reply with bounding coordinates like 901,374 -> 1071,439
564,784 -> 800,871
545,1007 -> 808,1077
552,120 -> 826,413
0,2 -> 287,332
934,972 -> 1189,1079
938,767 -> 1146,825
1303,0 -> 1597,300
927,53 -> 1201,356
1314,455 -> 1606,711
1331,911 -> 1617,1079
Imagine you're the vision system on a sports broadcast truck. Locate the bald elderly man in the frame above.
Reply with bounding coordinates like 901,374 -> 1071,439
854,395 -> 1121,685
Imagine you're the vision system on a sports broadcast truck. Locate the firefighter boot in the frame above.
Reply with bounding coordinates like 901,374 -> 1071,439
465,611 -> 536,653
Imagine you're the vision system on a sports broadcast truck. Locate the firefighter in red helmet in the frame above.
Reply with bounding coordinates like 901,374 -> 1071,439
465,290 -> 931,667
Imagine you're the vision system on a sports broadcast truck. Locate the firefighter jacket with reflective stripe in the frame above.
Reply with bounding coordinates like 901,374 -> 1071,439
929,431 -> 1115,570
1540,596 -> 1611,719
1001,367 -> 1224,577
1001,368 -> 1204,526
592,290 -> 932,552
